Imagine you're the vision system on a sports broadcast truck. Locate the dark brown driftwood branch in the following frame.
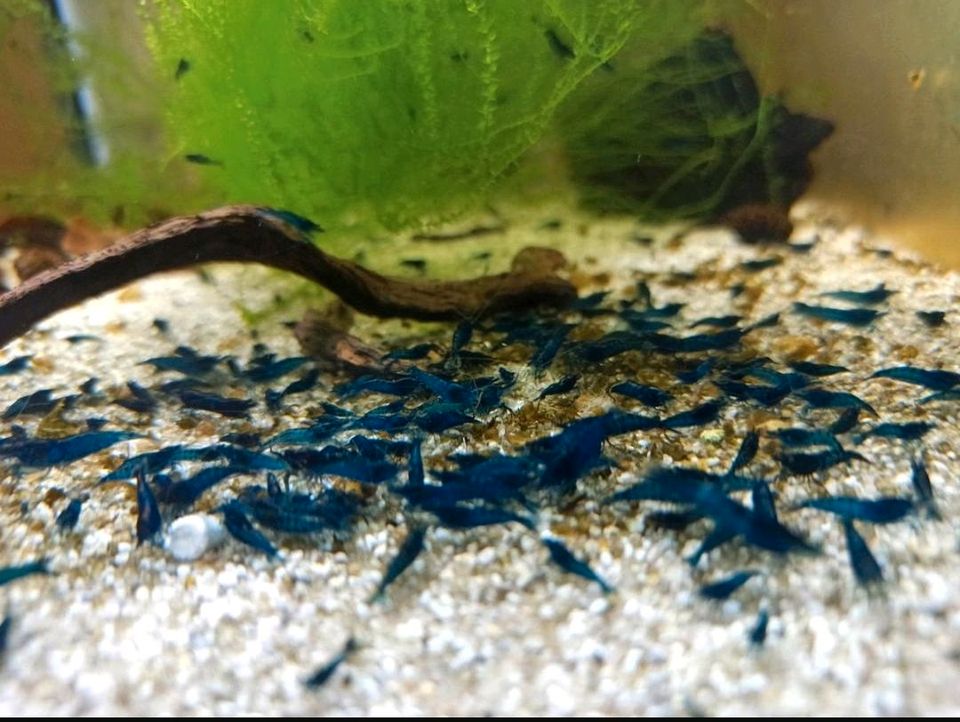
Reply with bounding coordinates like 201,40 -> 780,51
0,205 -> 576,348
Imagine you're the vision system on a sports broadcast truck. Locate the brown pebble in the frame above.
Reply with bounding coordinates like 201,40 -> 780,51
14,246 -> 68,282
721,203 -> 794,244
567,270 -> 597,290
216,336 -> 244,353
194,420 -> 218,437
31,356 -> 54,374
36,406 -> 85,438
510,246 -> 567,274
748,410 -> 781,429
894,344 -> 920,361
851,335 -> 875,354
0,215 -> 66,250
43,488 -> 66,505
773,335 -> 819,360
665,233 -> 685,250
732,282 -> 763,307
117,286 -> 143,303
60,217 -> 121,256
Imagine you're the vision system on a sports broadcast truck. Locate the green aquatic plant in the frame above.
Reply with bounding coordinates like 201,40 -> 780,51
2,2 -> 827,244
143,0 -> 702,234
1,0 -> 706,235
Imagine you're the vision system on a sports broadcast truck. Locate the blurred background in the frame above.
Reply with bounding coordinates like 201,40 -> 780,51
2,1 -> 959,265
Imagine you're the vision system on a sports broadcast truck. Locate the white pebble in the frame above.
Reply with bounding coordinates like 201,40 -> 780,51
81,528 -> 113,559
164,514 -> 226,562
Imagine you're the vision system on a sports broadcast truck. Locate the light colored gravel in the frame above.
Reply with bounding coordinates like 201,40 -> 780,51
0,203 -> 957,715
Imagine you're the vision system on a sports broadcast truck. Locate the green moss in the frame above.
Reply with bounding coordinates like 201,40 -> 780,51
144,0 -> 702,236
5,1 -> 757,241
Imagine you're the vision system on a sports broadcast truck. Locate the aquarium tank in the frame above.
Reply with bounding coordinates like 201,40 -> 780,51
1,1 -> 959,717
